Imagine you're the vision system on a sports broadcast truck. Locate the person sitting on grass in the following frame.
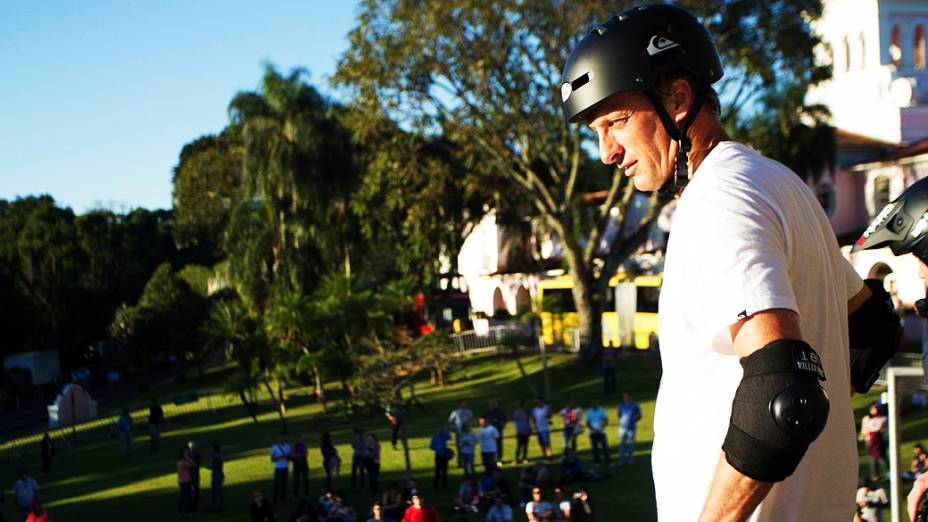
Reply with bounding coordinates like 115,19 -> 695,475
569,488 -> 595,522
524,488 -> 553,522
480,469 -> 511,506
485,495 -> 513,522
903,443 -> 928,481
381,483 -> 405,521
367,501 -> 394,522
551,487 -> 570,522
317,489 -> 338,522
559,451 -> 582,483
251,489 -> 276,522
289,497 -> 319,522
400,492 -> 440,522
25,502 -> 50,522
453,476 -> 482,514
559,451 -> 598,484
517,466 -> 538,507
327,495 -> 356,522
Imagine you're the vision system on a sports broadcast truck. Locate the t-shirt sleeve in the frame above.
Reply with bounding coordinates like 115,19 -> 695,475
842,255 -> 865,300
690,178 -> 798,338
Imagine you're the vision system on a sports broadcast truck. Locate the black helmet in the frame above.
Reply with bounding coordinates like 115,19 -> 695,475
560,4 -> 723,198
852,176 -> 928,265
560,4 -> 722,124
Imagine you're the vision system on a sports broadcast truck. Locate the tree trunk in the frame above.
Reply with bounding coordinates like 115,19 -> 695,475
562,243 -> 600,360
312,365 -> 328,414
238,390 -> 259,423
276,380 -> 287,419
339,378 -> 351,419
436,365 -> 445,387
263,378 -> 287,431
509,342 -> 538,397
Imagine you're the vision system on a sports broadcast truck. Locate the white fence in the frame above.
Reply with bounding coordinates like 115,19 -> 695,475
450,324 -> 531,355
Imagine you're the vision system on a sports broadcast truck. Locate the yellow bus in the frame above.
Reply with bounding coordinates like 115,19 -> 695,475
538,273 -> 662,350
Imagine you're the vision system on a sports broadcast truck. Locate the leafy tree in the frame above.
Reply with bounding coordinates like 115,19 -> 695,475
345,114 -> 489,281
336,0 -> 830,356
202,298 -> 265,422
108,263 -> 211,372
227,65 -> 359,290
410,331 -> 458,387
171,129 -> 244,261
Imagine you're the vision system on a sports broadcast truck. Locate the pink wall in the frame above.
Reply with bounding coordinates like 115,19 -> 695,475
830,168 -> 869,238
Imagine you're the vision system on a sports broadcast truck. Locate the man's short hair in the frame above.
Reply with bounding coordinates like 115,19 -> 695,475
653,71 -> 721,116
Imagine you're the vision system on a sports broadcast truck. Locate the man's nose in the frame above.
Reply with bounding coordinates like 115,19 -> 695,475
598,131 -> 623,165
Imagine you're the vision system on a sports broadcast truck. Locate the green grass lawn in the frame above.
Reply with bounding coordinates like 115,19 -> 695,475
0,350 -> 923,521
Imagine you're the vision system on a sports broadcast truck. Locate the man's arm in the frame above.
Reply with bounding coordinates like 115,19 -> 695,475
848,284 -> 871,315
909,472 -> 928,520
698,308 -> 801,522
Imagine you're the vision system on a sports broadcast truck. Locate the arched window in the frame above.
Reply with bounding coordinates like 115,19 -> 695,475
844,36 -> 851,72
890,25 -> 902,66
916,25 -> 926,69
859,33 -> 867,68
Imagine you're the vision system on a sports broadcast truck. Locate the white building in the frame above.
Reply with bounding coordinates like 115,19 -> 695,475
808,0 -> 928,144
810,0 -> 928,342
455,209 -> 537,318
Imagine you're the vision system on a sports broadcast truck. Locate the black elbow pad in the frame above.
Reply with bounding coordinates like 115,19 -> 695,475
849,279 -> 902,393
722,340 -> 830,482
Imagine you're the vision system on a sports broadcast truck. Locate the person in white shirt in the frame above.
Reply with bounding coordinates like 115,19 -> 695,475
561,4 -> 882,520
525,487 -> 553,521
477,417 -> 500,473
531,398 -> 552,460
855,482 -> 888,522
458,422 -> 477,477
269,432 -> 291,504
859,404 -> 889,480
449,401 -> 474,468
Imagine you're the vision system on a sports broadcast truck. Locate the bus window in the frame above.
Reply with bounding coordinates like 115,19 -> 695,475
542,288 -> 576,313
636,286 -> 660,313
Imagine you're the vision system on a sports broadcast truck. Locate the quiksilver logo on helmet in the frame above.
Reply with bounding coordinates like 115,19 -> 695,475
647,36 -> 679,56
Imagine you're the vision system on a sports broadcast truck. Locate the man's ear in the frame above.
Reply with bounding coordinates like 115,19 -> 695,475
667,77 -> 694,125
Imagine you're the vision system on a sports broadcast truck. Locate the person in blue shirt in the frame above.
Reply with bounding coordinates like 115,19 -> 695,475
617,392 -> 642,465
117,408 -> 133,457
584,400 -> 612,467
429,426 -> 453,489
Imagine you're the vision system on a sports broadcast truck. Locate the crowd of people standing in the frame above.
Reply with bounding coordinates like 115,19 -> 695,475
236,390 -> 643,521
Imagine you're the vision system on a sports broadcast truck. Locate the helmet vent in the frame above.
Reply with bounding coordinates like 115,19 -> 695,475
571,72 -> 591,91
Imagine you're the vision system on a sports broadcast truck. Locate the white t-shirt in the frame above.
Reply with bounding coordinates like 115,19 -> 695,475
271,443 -> 291,470
477,425 -> 500,453
652,142 -> 861,522
532,405 -> 550,432
856,486 -> 888,522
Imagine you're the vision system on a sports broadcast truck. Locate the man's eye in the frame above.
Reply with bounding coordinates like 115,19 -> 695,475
610,117 -> 629,128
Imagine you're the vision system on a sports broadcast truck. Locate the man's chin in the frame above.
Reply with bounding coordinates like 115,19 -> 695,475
632,178 -> 658,192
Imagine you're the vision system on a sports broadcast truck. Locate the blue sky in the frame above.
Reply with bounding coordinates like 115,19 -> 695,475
0,1 -> 359,213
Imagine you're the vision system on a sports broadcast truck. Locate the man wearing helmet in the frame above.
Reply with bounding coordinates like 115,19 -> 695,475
853,176 -> 928,521
562,5 -> 881,521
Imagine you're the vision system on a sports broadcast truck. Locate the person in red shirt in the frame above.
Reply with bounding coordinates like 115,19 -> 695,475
401,493 -> 440,522
25,502 -> 50,522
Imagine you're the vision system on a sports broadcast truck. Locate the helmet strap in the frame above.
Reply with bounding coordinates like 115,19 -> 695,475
645,83 -> 708,199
